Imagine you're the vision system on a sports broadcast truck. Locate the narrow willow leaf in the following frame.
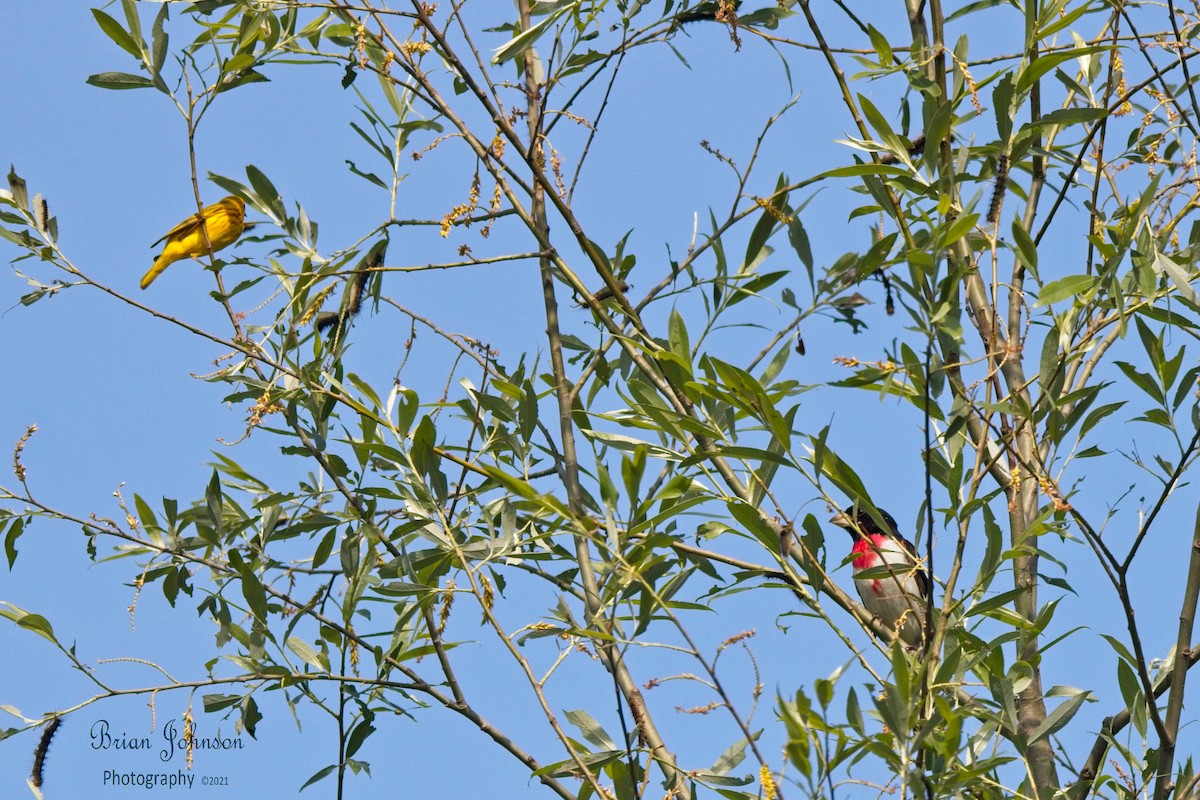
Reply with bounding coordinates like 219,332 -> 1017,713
1035,275 -> 1096,307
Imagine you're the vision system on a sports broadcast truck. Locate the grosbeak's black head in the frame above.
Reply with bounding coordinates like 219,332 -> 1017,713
831,505 -> 900,541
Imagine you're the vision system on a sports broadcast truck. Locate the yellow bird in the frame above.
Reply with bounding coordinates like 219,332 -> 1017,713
141,195 -> 246,289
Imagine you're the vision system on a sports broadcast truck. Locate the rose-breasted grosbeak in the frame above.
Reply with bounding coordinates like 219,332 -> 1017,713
832,506 -> 929,648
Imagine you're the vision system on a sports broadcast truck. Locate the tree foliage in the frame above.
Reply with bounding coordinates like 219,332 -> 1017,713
5,1 -> 1200,799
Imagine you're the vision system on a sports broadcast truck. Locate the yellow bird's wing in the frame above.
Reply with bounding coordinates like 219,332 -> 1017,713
151,210 -> 206,249
150,197 -> 240,248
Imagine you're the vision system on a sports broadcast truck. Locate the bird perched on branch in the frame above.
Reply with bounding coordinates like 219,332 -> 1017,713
832,505 -> 929,648
141,195 -> 246,289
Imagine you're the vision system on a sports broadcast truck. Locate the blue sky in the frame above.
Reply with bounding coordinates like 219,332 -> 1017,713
3,2 -> 1197,799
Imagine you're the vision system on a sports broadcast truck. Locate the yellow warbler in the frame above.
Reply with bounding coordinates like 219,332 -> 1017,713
141,195 -> 246,289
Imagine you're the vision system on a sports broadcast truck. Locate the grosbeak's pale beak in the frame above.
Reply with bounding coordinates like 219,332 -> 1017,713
832,506 -> 929,648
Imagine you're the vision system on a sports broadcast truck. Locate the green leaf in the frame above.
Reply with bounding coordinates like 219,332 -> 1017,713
966,587 -> 1027,619
134,494 -> 159,532
1080,401 -> 1124,438
818,164 -> 909,179
480,465 -> 572,517
866,24 -> 893,65
759,341 -> 791,387
3,517 -> 23,568
798,514 -> 826,593
1114,361 -> 1164,404
340,528 -> 361,577
225,53 -> 257,74
1039,322 -> 1061,399
745,201 -> 778,268
287,636 -> 328,672
299,765 -> 336,791
565,709 -> 616,750
680,445 -> 791,470
1023,106 -> 1107,132
1016,47 -> 1106,96
1011,220 -> 1038,277
150,4 -> 170,76
7,167 -> 29,211
939,212 -> 980,248
858,94 -> 907,162
16,613 -> 57,644
668,308 -> 691,365
708,735 -> 750,775
344,717 -> 375,758
1155,251 -> 1199,304
810,443 -> 870,505
411,415 -> 438,478
992,73 -> 1015,143
201,693 -> 241,712
92,9 -> 142,59
1028,690 -> 1091,744
246,165 -> 286,222
1035,275 -> 1096,307
204,469 -> 225,538
240,569 -> 268,621
346,160 -> 388,190
216,69 -> 269,93
312,529 -> 336,570
1038,3 -> 1097,39
727,501 -> 781,552
787,214 -> 812,272
86,72 -> 155,91
240,695 -> 261,739
121,0 -> 144,51
491,3 -> 578,64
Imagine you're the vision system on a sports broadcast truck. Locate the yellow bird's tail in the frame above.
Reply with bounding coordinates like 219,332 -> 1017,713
140,252 -> 180,290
